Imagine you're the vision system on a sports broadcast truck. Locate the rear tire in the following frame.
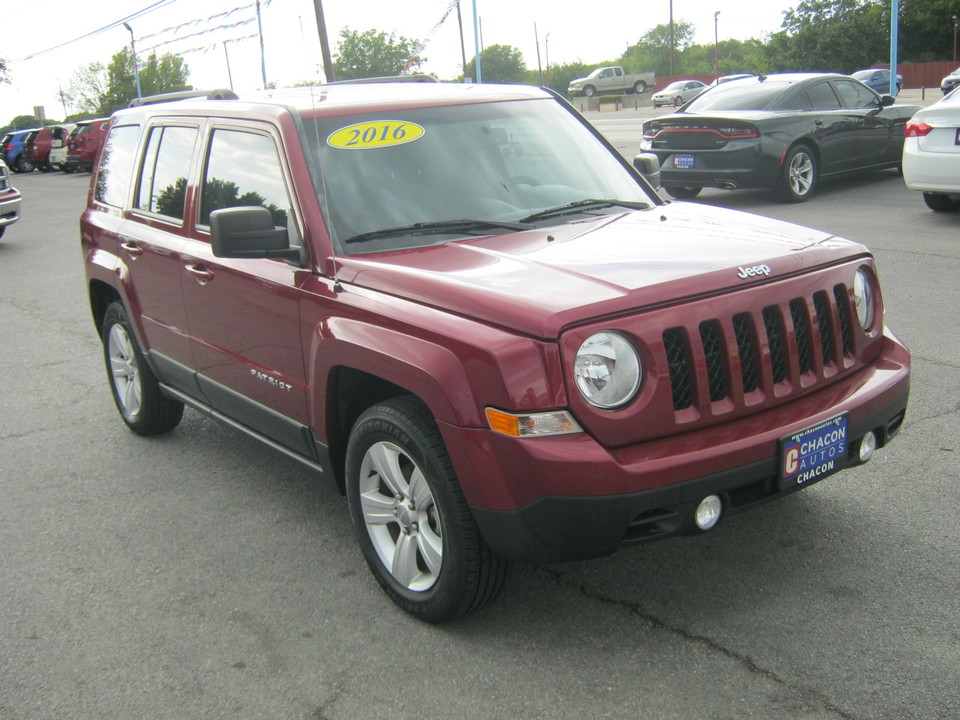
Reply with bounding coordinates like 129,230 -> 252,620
634,80 -> 647,94
102,302 -> 183,435
922,192 -> 957,212
346,397 -> 506,622
776,144 -> 817,202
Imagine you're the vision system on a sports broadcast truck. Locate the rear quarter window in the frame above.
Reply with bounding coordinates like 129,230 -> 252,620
94,125 -> 141,208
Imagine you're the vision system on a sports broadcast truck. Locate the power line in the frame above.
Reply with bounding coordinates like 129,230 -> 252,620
15,0 -> 181,63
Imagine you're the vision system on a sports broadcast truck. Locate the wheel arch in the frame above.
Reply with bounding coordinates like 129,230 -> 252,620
310,321 -> 487,493
88,279 -> 122,339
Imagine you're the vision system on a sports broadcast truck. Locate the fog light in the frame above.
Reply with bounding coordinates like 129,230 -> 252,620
858,431 -> 877,463
694,495 -> 722,531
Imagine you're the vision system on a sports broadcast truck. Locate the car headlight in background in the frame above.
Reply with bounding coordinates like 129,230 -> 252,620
574,332 -> 642,409
853,268 -> 875,331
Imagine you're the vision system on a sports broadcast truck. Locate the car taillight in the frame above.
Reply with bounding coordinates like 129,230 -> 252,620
715,124 -> 759,139
905,120 -> 933,137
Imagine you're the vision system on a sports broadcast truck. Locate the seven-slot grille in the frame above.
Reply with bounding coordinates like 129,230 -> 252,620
663,284 -> 857,412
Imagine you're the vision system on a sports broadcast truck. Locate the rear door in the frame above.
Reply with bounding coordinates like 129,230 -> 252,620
800,80 -> 859,175
179,122 -> 313,455
832,78 -> 899,167
117,121 -> 199,379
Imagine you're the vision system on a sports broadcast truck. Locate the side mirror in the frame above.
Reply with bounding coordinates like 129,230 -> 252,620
210,206 -> 302,262
633,152 -> 662,189
879,94 -> 895,107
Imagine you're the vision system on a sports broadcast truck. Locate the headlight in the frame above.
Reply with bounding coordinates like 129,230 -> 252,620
574,332 -> 642,409
853,267 -> 875,330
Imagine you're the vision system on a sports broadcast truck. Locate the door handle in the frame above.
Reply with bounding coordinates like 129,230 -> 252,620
119,240 -> 143,258
185,264 -> 215,285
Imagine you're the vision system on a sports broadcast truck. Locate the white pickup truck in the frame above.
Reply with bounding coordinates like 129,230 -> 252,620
567,66 -> 656,97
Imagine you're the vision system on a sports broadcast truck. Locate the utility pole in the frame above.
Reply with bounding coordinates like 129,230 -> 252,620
714,11 -> 720,80
313,0 -> 336,82
122,23 -> 142,99
669,0 -> 675,77
255,0 -> 267,88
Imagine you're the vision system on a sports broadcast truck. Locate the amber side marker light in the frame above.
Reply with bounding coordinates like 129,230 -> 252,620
485,408 -> 582,437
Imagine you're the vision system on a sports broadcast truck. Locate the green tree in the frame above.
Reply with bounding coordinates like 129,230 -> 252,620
464,44 -> 526,83
333,28 -> 426,80
1,56 -> 10,84
764,0 -> 888,72
64,62 -> 108,117
97,47 -> 191,116
620,21 -> 695,76
899,0 -> 960,62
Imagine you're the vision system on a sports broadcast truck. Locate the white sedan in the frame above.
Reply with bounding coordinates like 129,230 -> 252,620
902,87 -> 960,211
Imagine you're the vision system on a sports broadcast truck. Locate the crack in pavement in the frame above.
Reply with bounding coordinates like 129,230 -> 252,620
540,566 -> 859,720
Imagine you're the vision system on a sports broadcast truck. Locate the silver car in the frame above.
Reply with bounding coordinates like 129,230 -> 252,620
652,80 -> 707,108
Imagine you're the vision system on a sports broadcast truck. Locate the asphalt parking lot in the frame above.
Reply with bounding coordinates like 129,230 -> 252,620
1,137 -> 958,718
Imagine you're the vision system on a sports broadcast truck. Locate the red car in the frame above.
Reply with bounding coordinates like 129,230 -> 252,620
81,83 -> 909,621
65,118 -> 109,172
24,124 -> 75,172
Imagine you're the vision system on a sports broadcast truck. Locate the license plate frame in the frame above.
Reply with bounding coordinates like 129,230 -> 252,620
673,153 -> 696,169
780,414 -> 849,489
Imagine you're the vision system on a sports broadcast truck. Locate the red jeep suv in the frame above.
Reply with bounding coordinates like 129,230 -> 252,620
80,83 -> 909,621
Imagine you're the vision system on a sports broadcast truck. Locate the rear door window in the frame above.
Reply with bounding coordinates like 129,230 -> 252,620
135,125 -> 198,221
805,82 -> 841,109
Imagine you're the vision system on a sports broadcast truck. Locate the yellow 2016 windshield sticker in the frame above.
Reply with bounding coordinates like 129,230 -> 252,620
327,121 -> 425,149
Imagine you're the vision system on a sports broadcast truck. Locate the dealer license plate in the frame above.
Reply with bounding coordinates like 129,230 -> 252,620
673,153 -> 695,169
780,414 -> 848,489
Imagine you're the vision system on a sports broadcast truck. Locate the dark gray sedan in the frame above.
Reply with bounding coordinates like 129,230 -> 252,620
640,73 -> 919,202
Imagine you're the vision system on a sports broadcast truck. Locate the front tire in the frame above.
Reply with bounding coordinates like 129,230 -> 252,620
102,302 -> 183,435
776,144 -> 817,202
346,397 -> 506,622
922,192 -> 957,212
583,85 -> 596,98
664,184 -> 702,200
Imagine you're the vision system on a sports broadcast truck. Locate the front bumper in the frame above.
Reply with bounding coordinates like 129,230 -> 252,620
441,330 -> 909,563
0,190 -> 21,228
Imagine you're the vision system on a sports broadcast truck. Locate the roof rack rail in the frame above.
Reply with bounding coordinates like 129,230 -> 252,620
324,74 -> 439,86
128,88 -> 239,107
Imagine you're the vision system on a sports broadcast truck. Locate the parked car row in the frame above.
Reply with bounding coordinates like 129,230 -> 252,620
1,118 -> 109,174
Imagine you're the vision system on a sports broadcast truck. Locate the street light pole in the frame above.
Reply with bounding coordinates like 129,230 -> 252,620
714,11 -> 720,80
953,15 -> 958,63
122,22 -> 142,99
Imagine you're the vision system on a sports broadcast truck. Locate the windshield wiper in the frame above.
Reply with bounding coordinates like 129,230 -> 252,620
344,218 -> 529,245
518,199 -> 649,224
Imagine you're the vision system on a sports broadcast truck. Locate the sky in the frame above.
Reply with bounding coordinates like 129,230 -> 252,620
1,0 -> 797,122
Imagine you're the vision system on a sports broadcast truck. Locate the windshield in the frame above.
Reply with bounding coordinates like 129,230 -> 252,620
683,79 -> 792,112
304,98 -> 655,254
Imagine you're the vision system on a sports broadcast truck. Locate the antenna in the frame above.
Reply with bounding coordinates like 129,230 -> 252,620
300,15 -> 342,294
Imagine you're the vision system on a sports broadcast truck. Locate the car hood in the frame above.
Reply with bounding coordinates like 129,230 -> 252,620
335,203 -> 866,339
